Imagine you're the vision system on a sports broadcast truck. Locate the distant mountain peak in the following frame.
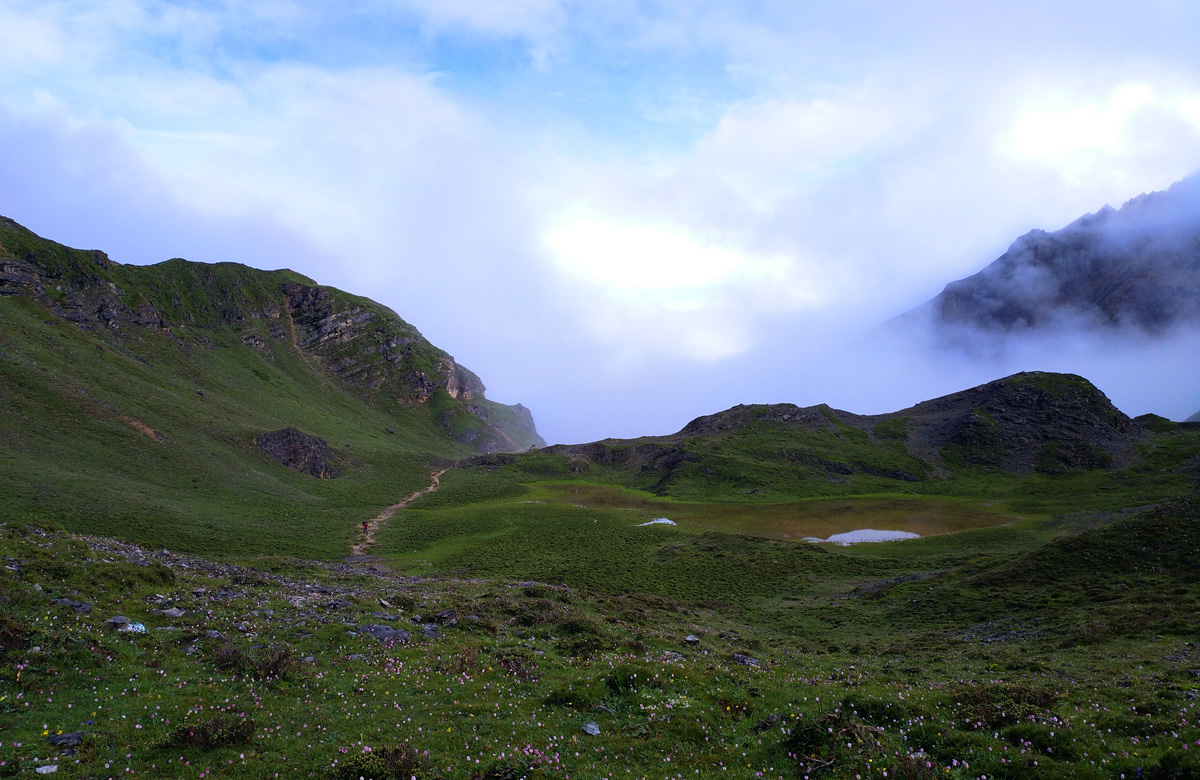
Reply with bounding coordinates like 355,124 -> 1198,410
901,174 -> 1200,335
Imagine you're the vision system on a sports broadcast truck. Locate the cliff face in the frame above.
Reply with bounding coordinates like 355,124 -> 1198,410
915,176 -> 1200,334
0,214 -> 543,454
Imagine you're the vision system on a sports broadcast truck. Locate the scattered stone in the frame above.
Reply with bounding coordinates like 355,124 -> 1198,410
662,651 -> 685,662
732,653 -> 760,667
684,634 -> 701,645
582,722 -> 601,736
347,654 -> 366,661
325,599 -> 354,611
379,599 -> 391,608
410,615 -> 423,624
434,610 -> 458,626
52,598 -> 91,614
371,612 -> 400,621
592,704 -> 615,714
184,644 -> 198,655
302,655 -> 316,664
422,625 -> 440,639
207,630 -> 225,640
47,732 -> 84,747
161,607 -> 185,619
33,583 -> 43,592
360,625 -> 410,644
105,616 -> 130,630
234,622 -> 250,632
30,645 -> 41,653
35,765 -> 58,775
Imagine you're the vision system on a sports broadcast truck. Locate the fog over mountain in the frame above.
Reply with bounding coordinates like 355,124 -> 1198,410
903,175 -> 1200,337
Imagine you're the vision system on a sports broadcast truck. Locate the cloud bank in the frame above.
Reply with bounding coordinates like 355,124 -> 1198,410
2,0 -> 1199,441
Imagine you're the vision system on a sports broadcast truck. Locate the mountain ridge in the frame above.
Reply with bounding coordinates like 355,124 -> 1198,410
466,371 -> 1155,501
900,174 -> 1200,335
0,213 -> 544,453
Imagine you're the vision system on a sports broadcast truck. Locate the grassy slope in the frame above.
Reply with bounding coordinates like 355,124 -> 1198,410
0,291 -> 459,558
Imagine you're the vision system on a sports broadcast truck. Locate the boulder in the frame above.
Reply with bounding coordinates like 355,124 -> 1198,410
256,428 -> 340,478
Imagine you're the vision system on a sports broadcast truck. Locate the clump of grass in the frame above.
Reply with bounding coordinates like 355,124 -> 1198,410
954,681 -> 1059,728
212,643 -> 299,680
330,745 -> 439,780
162,713 -> 256,750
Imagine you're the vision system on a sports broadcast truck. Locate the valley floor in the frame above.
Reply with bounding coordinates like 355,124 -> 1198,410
2,506 -> 1197,780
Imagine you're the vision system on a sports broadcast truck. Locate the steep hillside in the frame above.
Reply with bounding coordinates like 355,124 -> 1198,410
904,174 -> 1200,334
469,372 -> 1157,501
0,215 -> 542,556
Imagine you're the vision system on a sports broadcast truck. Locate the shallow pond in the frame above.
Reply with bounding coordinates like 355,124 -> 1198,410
538,483 -> 1014,543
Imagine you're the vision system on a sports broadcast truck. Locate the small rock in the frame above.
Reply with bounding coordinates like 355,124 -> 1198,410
732,653 -> 760,667
207,630 -> 225,640
30,645 -> 41,653
422,624 -> 440,639
592,704 -> 615,714
33,583 -> 43,592
582,722 -> 601,736
325,599 -> 354,611
302,655 -> 316,664
662,651 -> 685,662
161,607 -> 185,619
47,732 -> 84,747
371,612 -> 400,621
347,654 -> 366,661
105,616 -> 130,630
35,765 -> 58,774
234,622 -> 250,632
435,610 -> 458,626
684,634 -> 701,645
184,644 -> 198,655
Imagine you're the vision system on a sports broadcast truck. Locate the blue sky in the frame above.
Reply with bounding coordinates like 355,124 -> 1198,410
2,0 -> 1200,442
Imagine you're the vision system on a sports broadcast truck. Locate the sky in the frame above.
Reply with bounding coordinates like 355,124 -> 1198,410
2,0 -> 1199,443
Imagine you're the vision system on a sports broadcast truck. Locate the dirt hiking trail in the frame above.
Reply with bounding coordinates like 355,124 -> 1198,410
349,469 -> 445,558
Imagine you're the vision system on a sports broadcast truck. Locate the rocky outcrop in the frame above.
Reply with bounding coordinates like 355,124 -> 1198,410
280,281 -> 486,406
255,428 -> 341,478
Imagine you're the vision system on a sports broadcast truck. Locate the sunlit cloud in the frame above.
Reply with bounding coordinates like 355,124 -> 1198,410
545,218 -> 788,294
1003,82 -> 1200,185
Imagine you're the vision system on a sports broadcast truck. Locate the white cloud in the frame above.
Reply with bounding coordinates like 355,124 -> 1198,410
1002,81 -> 1200,188
545,218 -> 788,294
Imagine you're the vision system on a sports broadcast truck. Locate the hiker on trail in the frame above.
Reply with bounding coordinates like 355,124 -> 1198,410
362,520 -> 369,534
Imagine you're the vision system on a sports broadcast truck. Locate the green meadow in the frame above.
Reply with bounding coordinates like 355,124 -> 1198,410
3,221 -> 1200,778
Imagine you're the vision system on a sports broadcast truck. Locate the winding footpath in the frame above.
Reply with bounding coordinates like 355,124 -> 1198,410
349,469 -> 445,558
